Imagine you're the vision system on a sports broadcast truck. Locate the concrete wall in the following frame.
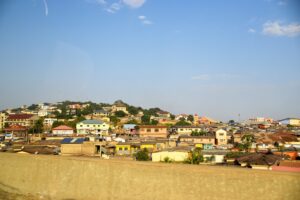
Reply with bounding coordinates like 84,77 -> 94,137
0,153 -> 300,200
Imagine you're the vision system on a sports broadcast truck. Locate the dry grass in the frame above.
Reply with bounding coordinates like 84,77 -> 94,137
0,153 -> 299,200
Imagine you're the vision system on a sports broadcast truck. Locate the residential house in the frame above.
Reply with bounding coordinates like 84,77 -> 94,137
215,129 -> 228,145
4,124 -> 28,138
174,126 -> 203,136
202,150 -> 230,163
157,111 -> 171,118
123,124 -> 137,135
6,114 -> 38,128
111,102 -> 127,113
52,125 -> 74,136
43,118 -> 58,127
115,142 -> 140,156
199,116 -> 218,124
76,120 -> 109,135
93,109 -> 109,117
278,118 -> 300,126
60,138 -> 106,156
138,125 -> 168,138
179,135 -> 215,150
38,109 -> 49,117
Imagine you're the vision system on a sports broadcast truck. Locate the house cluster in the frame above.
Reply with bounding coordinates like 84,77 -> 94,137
1,101 -> 300,171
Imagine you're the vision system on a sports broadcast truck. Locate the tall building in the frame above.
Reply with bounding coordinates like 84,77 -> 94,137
0,113 -> 7,131
5,114 -> 39,128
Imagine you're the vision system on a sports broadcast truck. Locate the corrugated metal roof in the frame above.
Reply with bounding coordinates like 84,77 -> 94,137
61,138 -> 85,144
79,120 -> 104,125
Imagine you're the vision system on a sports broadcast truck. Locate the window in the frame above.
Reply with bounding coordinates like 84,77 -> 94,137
147,129 -> 151,132
124,147 -> 128,151
219,133 -> 224,136
155,129 -> 159,132
80,125 -> 83,127
119,147 -> 123,151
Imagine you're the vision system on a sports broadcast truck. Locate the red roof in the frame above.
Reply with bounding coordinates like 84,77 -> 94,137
4,124 -> 28,131
52,125 -> 73,131
7,114 -> 34,120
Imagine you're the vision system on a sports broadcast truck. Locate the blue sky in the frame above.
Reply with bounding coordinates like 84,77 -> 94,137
0,0 -> 300,121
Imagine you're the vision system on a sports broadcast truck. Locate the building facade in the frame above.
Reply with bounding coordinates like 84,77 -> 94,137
215,129 -> 228,145
5,114 -> 38,128
138,125 -> 168,138
76,120 -> 109,135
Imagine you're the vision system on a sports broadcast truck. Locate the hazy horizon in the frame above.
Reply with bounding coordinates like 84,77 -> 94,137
1,0 -> 300,121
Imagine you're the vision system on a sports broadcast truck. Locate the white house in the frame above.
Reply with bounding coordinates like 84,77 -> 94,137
44,118 -> 58,127
76,120 -> 109,135
52,125 -> 74,135
278,118 -> 300,126
38,109 -> 49,117
215,129 -> 228,145
175,126 -> 202,136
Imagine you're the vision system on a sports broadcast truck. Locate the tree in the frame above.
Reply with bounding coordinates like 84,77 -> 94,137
31,118 -> 44,133
141,115 -> 151,124
27,104 -> 38,111
52,121 -> 65,129
126,119 -> 139,124
228,120 -> 235,124
150,119 -> 159,125
185,148 -> 203,164
127,106 -> 139,116
175,120 -> 191,126
187,115 -> 194,122
170,114 -> 175,120
241,134 -> 255,152
134,148 -> 150,161
110,116 -> 120,126
191,130 -> 207,136
114,111 -> 127,118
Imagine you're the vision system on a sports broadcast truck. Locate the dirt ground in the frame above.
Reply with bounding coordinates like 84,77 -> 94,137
0,153 -> 300,200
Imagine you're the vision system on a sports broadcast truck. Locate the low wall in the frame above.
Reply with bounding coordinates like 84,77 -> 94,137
0,153 -> 300,200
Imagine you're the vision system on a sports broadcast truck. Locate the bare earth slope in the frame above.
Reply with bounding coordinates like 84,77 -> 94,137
0,153 -> 299,200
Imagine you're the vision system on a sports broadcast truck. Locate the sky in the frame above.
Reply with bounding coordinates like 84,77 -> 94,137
0,0 -> 300,121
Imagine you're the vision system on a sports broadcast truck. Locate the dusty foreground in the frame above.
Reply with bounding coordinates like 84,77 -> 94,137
0,153 -> 299,200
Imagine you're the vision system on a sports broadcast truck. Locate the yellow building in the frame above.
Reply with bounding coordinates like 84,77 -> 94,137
0,113 -> 6,131
115,143 -> 140,155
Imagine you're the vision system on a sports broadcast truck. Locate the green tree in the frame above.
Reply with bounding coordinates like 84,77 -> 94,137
191,130 -> 207,136
241,134 -> 255,152
170,114 -> 175,120
110,116 -> 120,126
114,111 -> 127,118
134,148 -> 150,161
52,121 -> 65,129
228,120 -> 235,124
31,118 -> 44,133
187,115 -> 194,122
126,119 -> 139,124
175,120 -> 191,126
150,119 -> 159,125
27,104 -> 38,110
141,115 -> 151,124
185,148 -> 203,164
127,106 -> 139,115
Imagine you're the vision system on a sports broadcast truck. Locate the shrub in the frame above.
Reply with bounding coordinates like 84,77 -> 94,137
134,148 -> 150,161
163,156 -> 172,163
